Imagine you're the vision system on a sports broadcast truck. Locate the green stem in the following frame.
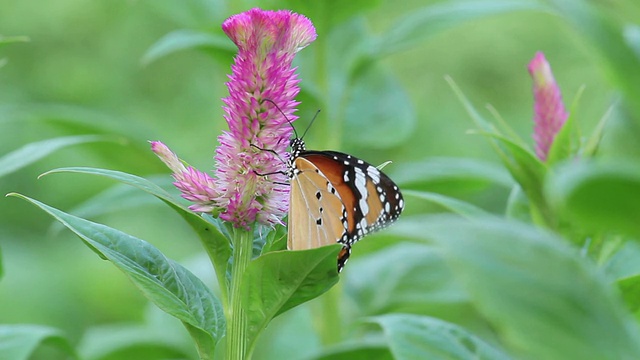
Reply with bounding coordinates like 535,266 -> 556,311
313,280 -> 343,345
226,228 -> 253,360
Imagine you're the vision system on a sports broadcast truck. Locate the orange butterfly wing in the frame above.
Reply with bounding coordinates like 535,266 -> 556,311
288,155 -> 348,251
288,150 -> 403,271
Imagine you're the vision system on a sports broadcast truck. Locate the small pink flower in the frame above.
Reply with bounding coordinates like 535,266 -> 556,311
528,52 -> 569,161
151,9 -> 316,229
151,141 -> 218,212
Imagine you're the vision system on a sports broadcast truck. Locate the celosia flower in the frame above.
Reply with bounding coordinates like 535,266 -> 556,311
528,51 -> 569,161
152,8 -> 316,229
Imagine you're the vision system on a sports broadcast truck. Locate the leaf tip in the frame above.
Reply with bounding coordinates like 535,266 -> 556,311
5,192 -> 26,201
37,171 -> 52,180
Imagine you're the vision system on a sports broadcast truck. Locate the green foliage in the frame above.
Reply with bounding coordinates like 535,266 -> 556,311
376,0 -> 547,57
346,243 -> 466,316
392,216 -> 640,359
241,246 -> 341,352
77,321 -> 193,360
393,157 -> 513,193
3,0 -> 640,359
549,0 -> 640,121
0,136 -> 116,178
344,64 -> 414,149
142,30 -> 235,66
547,160 -> 640,237
9,193 -> 226,358
403,190 -> 489,218
0,35 -> 30,47
367,314 -> 511,360
545,88 -> 581,166
39,166 -> 234,305
448,76 -> 554,226
0,325 -> 77,360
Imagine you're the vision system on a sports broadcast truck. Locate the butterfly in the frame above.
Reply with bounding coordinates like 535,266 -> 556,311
286,136 -> 404,272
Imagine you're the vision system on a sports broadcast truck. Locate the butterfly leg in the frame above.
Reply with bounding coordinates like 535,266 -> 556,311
250,143 -> 286,162
251,169 -> 289,187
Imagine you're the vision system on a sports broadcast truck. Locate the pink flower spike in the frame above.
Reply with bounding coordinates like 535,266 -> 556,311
150,141 -> 187,174
151,141 -> 218,212
528,52 -> 569,161
150,9 -> 315,229
214,8 -> 316,228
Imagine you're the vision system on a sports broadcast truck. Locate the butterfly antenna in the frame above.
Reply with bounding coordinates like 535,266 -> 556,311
263,98 -> 299,139
300,109 -> 321,140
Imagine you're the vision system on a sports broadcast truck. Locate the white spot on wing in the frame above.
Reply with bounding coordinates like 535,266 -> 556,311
353,167 -> 370,215
366,166 -> 380,183
359,197 -> 369,216
359,217 -> 368,231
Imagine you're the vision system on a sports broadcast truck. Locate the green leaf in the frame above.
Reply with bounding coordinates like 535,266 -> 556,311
260,224 -> 288,255
546,160 -> 640,236
479,133 -> 546,194
277,0 -> 382,34
545,88 -> 582,166
0,325 -> 77,360
447,76 -> 553,224
344,66 -> 415,149
392,157 -> 513,194
144,0 -> 225,28
625,24 -> 640,59
604,241 -> 640,281
310,342 -> 393,360
389,215 -> 640,359
49,176 -> 174,234
445,76 -> 498,134
609,242 -> 640,314
404,190 -> 489,219
377,0 -> 547,57
0,135 -> 116,178
0,35 -> 30,47
40,167 -> 175,201
582,103 -> 615,157
9,193 -> 225,359
368,314 -> 511,360
142,29 -> 235,66
477,131 -> 551,226
241,245 -> 342,352
486,104 -> 528,148
296,16 -> 376,149
78,323 -> 192,360
0,104 -> 155,146
40,167 -> 232,305
550,0 -> 640,121
346,243 -> 467,316
505,185 -> 532,222
618,274 -> 640,313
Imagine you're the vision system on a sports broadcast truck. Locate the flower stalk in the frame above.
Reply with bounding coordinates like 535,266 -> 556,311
227,227 -> 253,359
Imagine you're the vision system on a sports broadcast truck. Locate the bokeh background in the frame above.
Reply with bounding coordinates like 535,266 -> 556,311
1,0 -> 639,359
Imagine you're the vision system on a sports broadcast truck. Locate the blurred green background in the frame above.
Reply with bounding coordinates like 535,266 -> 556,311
1,0 -> 639,358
